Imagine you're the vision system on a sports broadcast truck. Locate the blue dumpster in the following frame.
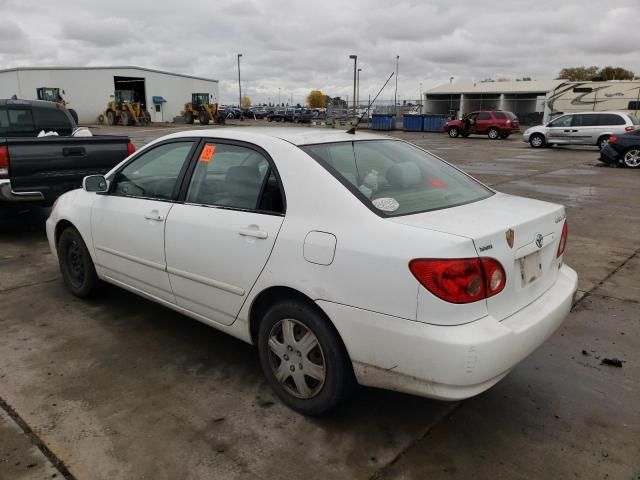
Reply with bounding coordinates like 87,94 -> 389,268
371,114 -> 396,131
423,114 -> 449,132
403,115 -> 424,131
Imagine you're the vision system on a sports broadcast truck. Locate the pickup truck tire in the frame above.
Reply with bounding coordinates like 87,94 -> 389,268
488,127 -> 500,140
448,127 -> 459,138
57,227 -> 99,298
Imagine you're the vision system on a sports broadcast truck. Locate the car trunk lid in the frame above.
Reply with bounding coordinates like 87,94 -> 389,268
390,192 -> 566,321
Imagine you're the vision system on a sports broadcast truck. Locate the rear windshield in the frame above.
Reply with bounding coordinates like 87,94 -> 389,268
300,140 -> 493,217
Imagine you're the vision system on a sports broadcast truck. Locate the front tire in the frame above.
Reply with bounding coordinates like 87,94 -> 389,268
623,148 -> 640,168
448,127 -> 459,138
488,127 -> 500,140
199,111 -> 210,125
57,227 -> 99,298
184,111 -> 194,124
529,133 -> 545,148
257,300 -> 354,415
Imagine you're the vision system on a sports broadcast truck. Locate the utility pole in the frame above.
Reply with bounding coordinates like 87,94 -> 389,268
357,68 -> 361,110
419,81 -> 423,111
349,54 -> 357,117
394,55 -> 399,117
237,53 -> 243,121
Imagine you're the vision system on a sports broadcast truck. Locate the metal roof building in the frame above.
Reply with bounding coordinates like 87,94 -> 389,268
424,80 -> 565,122
0,66 -> 219,124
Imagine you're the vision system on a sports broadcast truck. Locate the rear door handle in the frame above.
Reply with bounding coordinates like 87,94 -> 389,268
144,211 -> 164,222
239,228 -> 268,239
563,129 -> 571,132
62,147 -> 86,156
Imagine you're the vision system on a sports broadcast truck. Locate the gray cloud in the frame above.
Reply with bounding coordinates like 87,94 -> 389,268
0,0 -> 638,104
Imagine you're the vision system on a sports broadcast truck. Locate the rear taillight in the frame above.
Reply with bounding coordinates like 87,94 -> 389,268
625,126 -> 634,132
127,142 -> 136,156
609,136 -> 617,144
506,120 -> 511,125
557,221 -> 568,258
0,146 -> 8,179
409,257 -> 506,304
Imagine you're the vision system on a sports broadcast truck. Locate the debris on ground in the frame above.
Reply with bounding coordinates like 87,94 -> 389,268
581,350 -> 590,356
600,358 -> 623,368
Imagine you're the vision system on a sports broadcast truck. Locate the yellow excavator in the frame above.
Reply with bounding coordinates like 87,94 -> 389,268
98,90 -> 151,126
182,93 -> 224,125
37,87 -> 78,123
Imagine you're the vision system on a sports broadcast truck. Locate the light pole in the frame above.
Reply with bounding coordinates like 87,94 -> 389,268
394,55 -> 399,116
357,67 -> 361,110
419,81 -> 423,111
349,54 -> 357,117
278,88 -> 281,106
237,53 -> 243,120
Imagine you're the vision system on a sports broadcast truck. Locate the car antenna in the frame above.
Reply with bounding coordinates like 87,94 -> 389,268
347,71 -> 394,134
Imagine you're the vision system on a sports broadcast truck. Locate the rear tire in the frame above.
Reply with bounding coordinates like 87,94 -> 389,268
57,227 -> 99,298
185,111 -> 194,124
488,127 -> 500,140
257,300 -> 355,415
529,133 -> 545,148
120,110 -> 131,126
597,135 -> 610,151
623,148 -> 640,168
106,110 -> 116,125
448,127 -> 459,138
199,111 -> 210,125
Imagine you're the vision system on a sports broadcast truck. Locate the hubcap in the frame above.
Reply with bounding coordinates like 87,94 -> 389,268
66,240 -> 85,287
489,129 -> 498,138
267,318 -> 326,399
531,136 -> 543,147
625,149 -> 640,167
449,128 -> 458,137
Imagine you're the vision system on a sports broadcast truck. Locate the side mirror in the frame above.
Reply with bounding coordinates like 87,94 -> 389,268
83,175 -> 108,193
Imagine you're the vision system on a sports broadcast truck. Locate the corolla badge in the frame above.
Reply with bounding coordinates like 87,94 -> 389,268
505,229 -> 515,249
535,233 -> 544,249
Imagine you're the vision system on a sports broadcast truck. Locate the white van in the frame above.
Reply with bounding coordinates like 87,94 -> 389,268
522,111 -> 640,149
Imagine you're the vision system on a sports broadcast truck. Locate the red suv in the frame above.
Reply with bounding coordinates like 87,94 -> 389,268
444,111 -> 520,139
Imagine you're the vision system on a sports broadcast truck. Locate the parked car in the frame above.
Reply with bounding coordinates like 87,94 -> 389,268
598,129 -> 640,168
47,128 -> 576,414
266,110 -> 292,122
523,111 -> 640,149
293,109 -> 315,123
0,99 -> 133,211
444,111 -> 519,139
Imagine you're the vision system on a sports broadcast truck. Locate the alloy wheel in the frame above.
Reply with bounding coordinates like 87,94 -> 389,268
624,149 -> 640,168
267,318 -> 326,399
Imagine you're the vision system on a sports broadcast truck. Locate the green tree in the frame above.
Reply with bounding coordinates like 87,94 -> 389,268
307,90 -> 327,108
556,66 -> 599,81
240,96 -> 252,108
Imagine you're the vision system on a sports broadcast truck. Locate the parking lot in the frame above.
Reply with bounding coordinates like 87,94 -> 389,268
1,122 -> 639,479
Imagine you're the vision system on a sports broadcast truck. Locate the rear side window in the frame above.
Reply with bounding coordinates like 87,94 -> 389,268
301,140 -> 493,217
33,107 -> 72,135
477,112 -> 491,120
572,115 -> 599,127
597,113 -> 625,126
492,112 -> 506,119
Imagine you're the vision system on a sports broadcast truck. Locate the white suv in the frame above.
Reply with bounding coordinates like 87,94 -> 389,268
523,111 -> 640,149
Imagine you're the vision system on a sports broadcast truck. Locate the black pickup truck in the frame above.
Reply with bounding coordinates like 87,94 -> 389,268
1,99 -> 133,210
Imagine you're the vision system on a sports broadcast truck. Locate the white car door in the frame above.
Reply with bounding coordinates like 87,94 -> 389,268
91,140 -> 197,303
546,114 -> 574,144
165,141 -> 285,326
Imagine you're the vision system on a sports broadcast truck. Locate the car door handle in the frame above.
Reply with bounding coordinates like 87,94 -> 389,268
239,228 -> 268,239
144,211 -> 164,222
563,129 -> 571,132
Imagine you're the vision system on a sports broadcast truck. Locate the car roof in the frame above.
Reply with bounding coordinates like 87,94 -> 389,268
160,127 -> 391,146
0,98 -> 61,108
565,111 -> 631,115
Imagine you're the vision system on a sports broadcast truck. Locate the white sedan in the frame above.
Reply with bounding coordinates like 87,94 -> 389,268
46,128 -> 577,414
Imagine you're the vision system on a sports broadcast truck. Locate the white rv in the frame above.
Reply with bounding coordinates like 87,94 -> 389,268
544,80 -> 640,122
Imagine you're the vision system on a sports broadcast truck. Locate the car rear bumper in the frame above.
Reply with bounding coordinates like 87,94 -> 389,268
0,179 -> 45,203
599,144 -> 622,164
319,264 -> 577,400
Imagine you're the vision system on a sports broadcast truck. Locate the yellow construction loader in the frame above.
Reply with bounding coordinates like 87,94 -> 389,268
98,90 -> 151,126
37,87 -> 78,123
182,93 -> 224,125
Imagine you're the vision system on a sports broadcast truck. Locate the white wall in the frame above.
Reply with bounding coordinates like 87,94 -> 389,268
0,68 -> 218,124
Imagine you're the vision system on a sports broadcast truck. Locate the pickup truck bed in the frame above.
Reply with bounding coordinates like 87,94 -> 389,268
1,135 -> 133,207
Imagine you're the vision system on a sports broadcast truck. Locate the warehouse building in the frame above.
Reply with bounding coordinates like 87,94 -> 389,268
423,80 -> 564,123
0,66 -> 219,124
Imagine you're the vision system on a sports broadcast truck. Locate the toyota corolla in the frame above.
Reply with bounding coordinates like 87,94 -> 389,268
46,128 -> 577,414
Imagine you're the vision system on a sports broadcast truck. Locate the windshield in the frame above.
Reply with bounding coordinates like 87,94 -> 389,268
300,140 -> 493,216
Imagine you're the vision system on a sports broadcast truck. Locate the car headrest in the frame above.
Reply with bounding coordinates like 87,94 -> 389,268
386,162 -> 423,188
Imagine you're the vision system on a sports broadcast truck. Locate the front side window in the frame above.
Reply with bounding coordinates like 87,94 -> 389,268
548,115 -> 572,128
301,140 -> 493,217
112,141 -> 194,200
186,143 -> 283,213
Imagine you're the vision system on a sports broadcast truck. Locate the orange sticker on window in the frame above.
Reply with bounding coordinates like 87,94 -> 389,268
199,144 -> 216,162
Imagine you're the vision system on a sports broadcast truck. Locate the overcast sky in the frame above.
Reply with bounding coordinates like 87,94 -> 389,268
1,0 -> 639,105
